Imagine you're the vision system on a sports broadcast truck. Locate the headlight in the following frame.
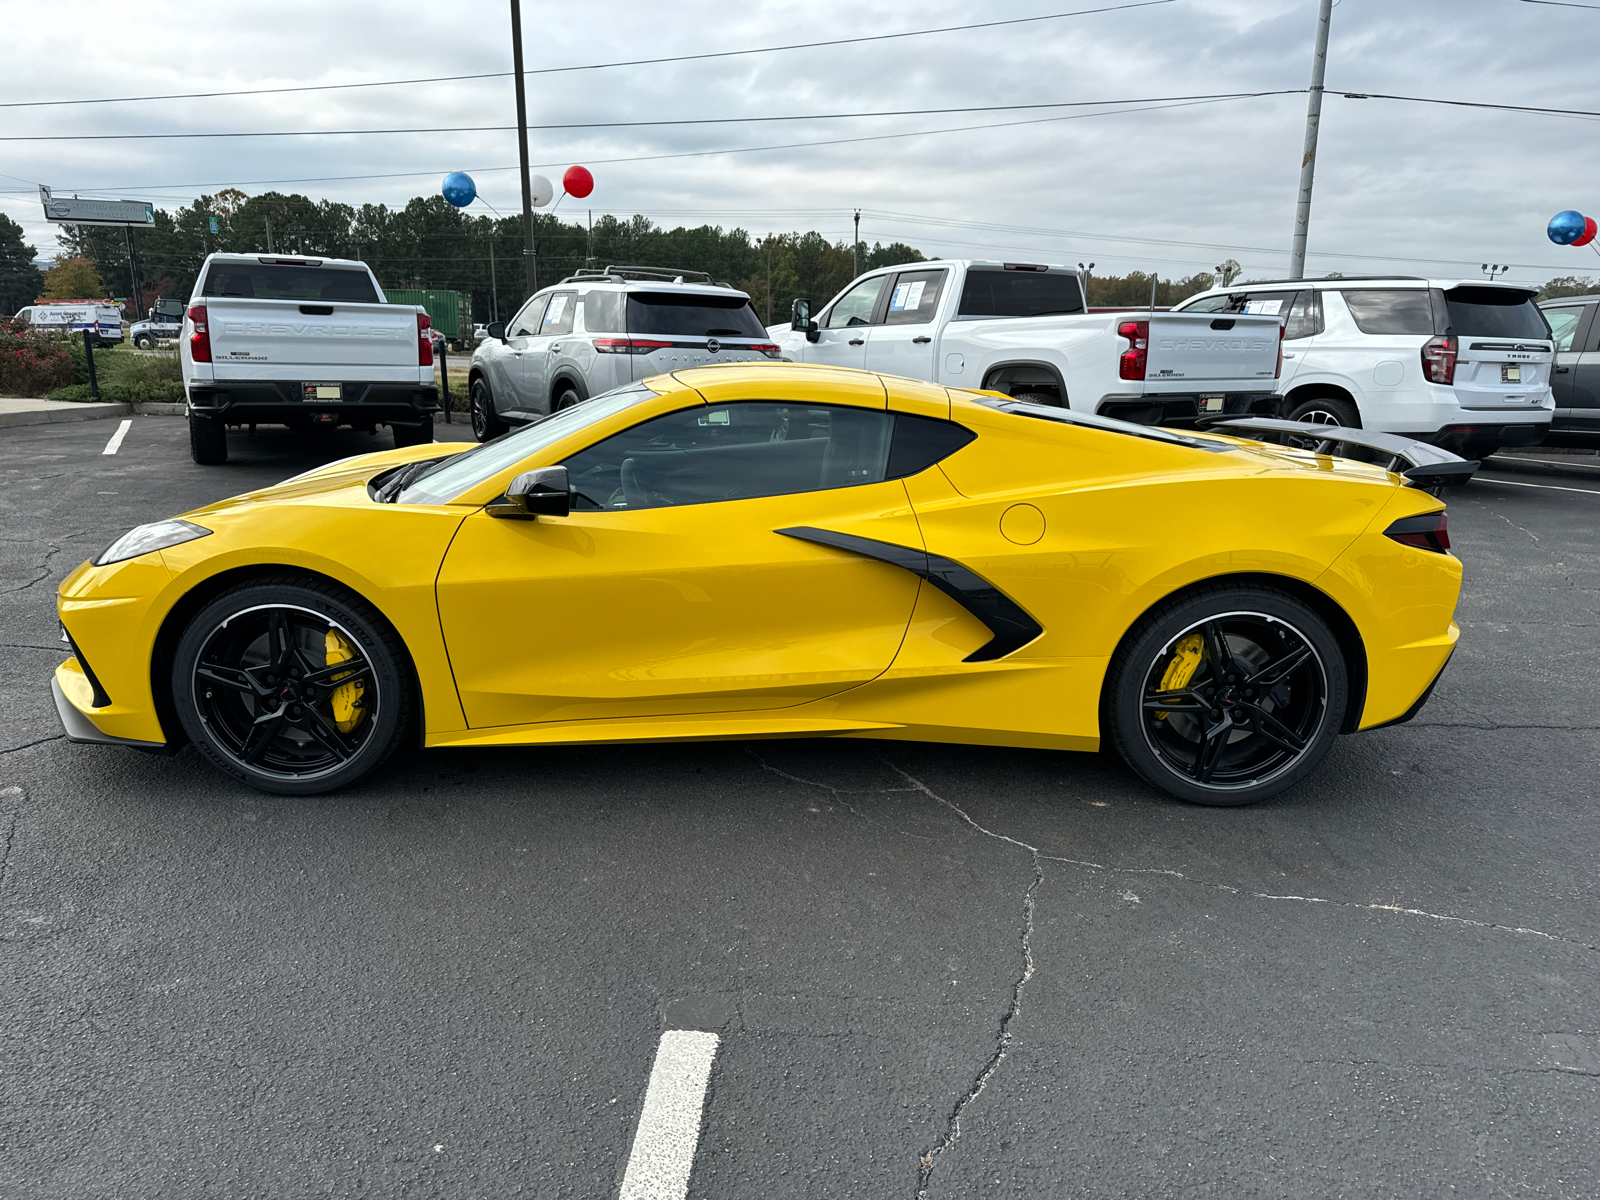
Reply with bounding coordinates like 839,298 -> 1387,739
94,519 -> 211,566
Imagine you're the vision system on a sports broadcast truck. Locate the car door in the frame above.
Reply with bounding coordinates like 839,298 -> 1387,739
1543,303 -> 1592,425
806,274 -> 890,370
435,397 -> 924,728
523,289 -> 577,412
1566,303 -> 1600,432
863,268 -> 948,379
493,293 -> 548,416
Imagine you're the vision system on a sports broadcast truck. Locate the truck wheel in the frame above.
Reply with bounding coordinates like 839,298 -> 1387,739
1287,395 -> 1359,428
391,415 -> 434,449
470,378 -> 505,442
189,414 -> 228,465
134,335 -> 154,350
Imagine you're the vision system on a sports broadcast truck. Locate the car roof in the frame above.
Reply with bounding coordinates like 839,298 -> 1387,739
1539,294 -> 1600,305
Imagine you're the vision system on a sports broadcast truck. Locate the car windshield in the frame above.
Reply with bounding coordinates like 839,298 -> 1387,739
396,383 -> 661,504
972,396 -> 1230,452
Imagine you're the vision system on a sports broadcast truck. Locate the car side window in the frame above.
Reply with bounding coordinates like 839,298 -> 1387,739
883,270 -> 947,326
582,290 -> 624,333
1284,291 -> 1323,340
563,401 -> 893,512
823,276 -> 888,328
1544,306 -> 1584,352
541,291 -> 578,336
509,295 -> 549,338
1339,290 -> 1435,336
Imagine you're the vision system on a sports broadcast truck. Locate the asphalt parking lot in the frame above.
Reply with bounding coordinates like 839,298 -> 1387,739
1,416 -> 1597,1199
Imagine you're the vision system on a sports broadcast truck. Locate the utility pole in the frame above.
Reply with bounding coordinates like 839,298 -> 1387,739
1288,0 -> 1333,281
265,216 -> 275,253
488,230 -> 499,322
853,210 -> 860,276
509,0 -> 537,297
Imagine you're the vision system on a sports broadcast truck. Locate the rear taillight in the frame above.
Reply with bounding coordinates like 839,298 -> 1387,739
592,338 -> 672,354
188,304 -> 210,363
1276,322 -> 1285,378
750,342 -> 782,358
1421,334 -> 1457,385
1385,511 -> 1451,553
418,313 -> 433,367
1117,320 -> 1148,381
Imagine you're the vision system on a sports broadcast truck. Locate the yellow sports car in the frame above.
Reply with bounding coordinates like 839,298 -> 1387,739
52,364 -> 1471,806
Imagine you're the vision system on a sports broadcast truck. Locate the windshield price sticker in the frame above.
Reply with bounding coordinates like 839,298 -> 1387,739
1242,299 -> 1283,316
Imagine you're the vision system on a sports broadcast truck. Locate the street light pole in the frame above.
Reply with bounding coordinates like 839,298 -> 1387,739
1288,0 -> 1333,281
509,0 -> 537,297
853,210 -> 860,276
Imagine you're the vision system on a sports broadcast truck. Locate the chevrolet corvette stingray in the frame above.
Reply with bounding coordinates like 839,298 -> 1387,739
53,364 -> 1471,805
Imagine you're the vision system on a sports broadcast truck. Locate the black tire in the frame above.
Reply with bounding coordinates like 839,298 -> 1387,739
134,335 -> 154,350
471,377 -> 506,442
1012,390 -> 1065,408
1106,584 -> 1348,806
189,414 -> 228,464
170,578 -> 414,795
392,414 -> 434,449
552,383 -> 583,412
1287,394 -> 1360,428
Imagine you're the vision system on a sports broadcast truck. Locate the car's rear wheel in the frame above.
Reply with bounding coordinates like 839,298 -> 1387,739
471,377 -> 505,442
189,414 -> 227,464
392,414 -> 434,449
1287,395 -> 1359,429
1106,584 -> 1347,806
553,384 -> 583,412
171,579 -> 413,795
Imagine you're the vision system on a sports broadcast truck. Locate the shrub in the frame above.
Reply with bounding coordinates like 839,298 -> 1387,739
48,380 -> 185,404
0,318 -> 75,396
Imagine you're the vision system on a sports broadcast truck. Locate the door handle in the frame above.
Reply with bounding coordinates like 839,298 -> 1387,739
912,335 -> 932,344
1554,365 -> 1570,373
1283,352 -> 1296,359
849,338 -> 865,346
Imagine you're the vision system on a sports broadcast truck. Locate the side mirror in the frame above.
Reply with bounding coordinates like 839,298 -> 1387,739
487,321 -> 507,341
790,298 -> 809,331
489,465 -> 570,519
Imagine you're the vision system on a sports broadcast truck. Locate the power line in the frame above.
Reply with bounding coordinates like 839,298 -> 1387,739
0,2 -> 1175,110
0,90 -> 1301,141
1336,89 -> 1600,119
1517,0 -> 1600,8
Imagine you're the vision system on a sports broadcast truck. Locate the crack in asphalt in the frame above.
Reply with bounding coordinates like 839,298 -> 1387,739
0,785 -> 20,893
0,736 -> 65,757
1409,721 -> 1600,731
0,540 -> 72,595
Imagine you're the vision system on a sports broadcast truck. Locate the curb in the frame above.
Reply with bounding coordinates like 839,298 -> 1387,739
0,400 -> 186,429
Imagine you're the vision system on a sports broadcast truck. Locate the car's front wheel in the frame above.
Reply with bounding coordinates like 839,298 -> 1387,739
471,377 -> 506,442
1105,584 -> 1347,806
133,335 -> 154,350
170,579 -> 414,795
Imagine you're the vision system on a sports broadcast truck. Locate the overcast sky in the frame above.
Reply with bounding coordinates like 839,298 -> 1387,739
3,0 -> 1596,286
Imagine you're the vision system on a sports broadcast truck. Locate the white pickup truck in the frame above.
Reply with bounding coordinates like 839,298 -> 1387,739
769,260 -> 1284,425
179,253 -> 440,464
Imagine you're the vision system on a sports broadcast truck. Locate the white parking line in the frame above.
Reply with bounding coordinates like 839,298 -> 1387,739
1476,475 -> 1600,497
101,419 -> 132,455
618,1030 -> 720,1200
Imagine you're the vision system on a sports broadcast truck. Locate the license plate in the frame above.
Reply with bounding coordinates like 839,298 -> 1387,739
1199,395 -> 1225,413
302,383 -> 342,401
1501,364 -> 1521,384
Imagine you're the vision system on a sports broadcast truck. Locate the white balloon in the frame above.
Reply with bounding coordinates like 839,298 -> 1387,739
529,174 -> 554,208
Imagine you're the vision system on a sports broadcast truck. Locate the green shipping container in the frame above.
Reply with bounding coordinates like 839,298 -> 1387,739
382,288 -> 472,341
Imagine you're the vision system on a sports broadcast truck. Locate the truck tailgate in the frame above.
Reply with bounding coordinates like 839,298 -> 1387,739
206,298 -> 421,381
1144,312 -> 1280,390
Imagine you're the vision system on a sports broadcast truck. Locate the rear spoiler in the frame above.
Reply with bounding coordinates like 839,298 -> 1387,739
1205,417 -> 1479,491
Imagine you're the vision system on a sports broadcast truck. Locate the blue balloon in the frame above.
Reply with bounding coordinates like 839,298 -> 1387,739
1548,209 -> 1587,245
442,171 -> 476,208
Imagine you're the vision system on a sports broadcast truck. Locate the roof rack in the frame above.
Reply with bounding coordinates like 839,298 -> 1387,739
558,264 -> 730,287
1216,275 -> 1431,288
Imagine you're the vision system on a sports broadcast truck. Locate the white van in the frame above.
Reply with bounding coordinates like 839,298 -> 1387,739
15,301 -> 124,348
1173,278 -> 1554,458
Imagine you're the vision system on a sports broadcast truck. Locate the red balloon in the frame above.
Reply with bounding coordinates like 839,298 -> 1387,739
1574,216 -> 1599,248
562,165 -> 594,199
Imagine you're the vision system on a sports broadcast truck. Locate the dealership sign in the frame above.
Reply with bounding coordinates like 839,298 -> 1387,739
39,185 -> 154,227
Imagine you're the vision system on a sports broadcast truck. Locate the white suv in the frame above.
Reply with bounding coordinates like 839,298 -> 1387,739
1174,277 -> 1555,458
467,266 -> 781,441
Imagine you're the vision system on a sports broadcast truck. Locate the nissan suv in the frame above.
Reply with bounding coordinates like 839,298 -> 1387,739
1174,277 -> 1555,459
467,266 -> 782,441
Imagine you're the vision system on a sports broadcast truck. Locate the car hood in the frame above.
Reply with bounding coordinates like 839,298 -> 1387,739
182,442 -> 472,517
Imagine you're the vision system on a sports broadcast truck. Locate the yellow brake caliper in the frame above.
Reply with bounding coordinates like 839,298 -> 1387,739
323,629 -> 367,734
1153,633 -> 1204,720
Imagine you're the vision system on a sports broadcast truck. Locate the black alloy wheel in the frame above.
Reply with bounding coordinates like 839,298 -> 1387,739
171,580 -> 412,795
471,377 -> 505,442
1107,585 -> 1347,806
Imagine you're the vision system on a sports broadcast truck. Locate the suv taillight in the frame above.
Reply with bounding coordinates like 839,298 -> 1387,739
1276,322 -> 1285,378
592,338 -> 672,354
1385,511 -> 1451,553
1118,320 -> 1148,381
417,313 -> 433,366
188,304 -> 210,363
1421,334 -> 1457,385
